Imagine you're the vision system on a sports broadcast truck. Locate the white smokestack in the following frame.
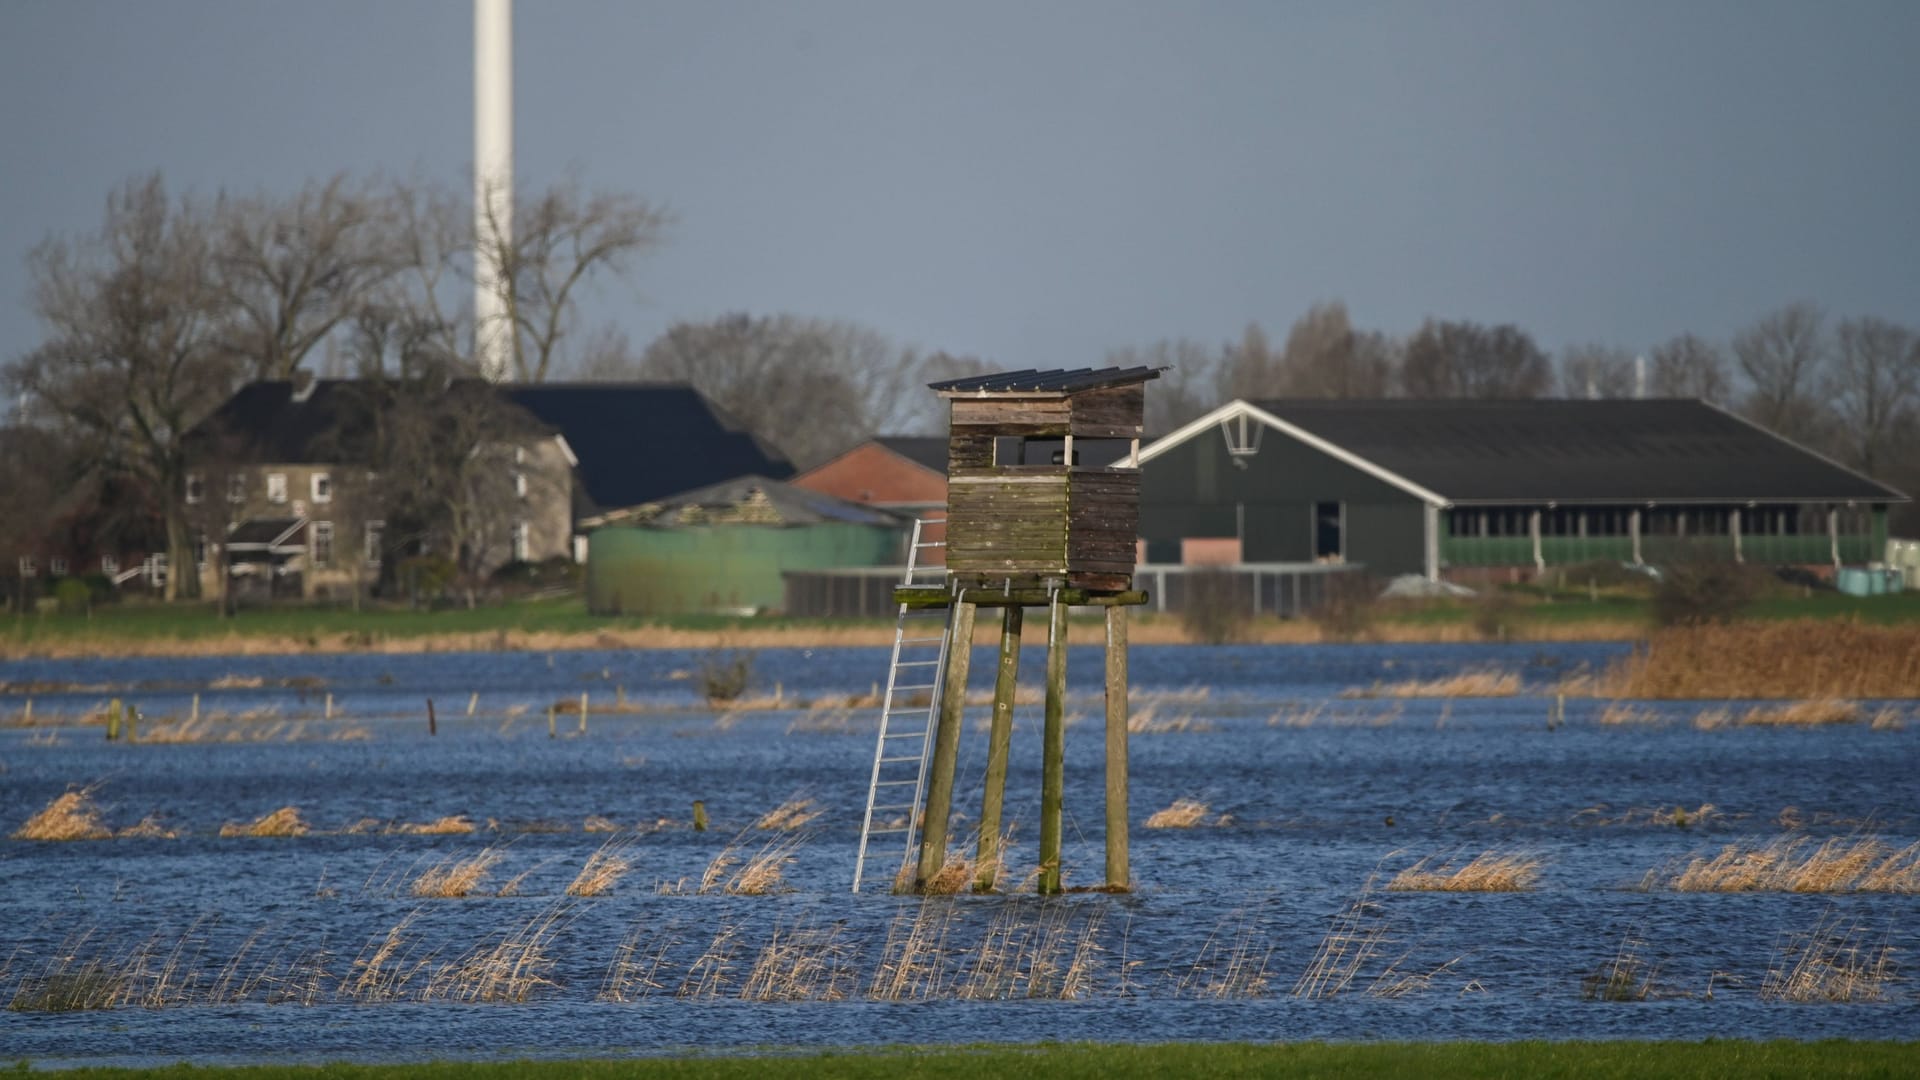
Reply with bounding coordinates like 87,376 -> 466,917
474,0 -> 513,382
1634,354 -> 1647,399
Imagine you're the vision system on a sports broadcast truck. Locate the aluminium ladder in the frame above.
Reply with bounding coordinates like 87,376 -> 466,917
852,518 -> 953,893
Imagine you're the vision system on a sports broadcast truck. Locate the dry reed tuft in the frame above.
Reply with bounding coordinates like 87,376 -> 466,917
1582,933 -> 1660,1001
1597,702 -> 1663,726
422,904 -> 568,1003
1869,706 -> 1905,731
1761,912 -> 1896,1003
566,836 -> 637,896
1126,705 -> 1215,734
1178,911 -> 1274,999
867,901 -> 957,1001
1144,798 -> 1213,829
1345,670 -> 1521,699
582,815 -> 620,833
393,815 -> 476,835
739,920 -> 859,1002
219,806 -> 307,838
1596,621 -> 1920,699
1692,707 -> 1734,730
115,814 -> 178,839
410,847 -> 505,898
12,786 -> 111,841
1387,849 -> 1541,892
753,796 -> 822,831
957,903 -> 1105,1000
1737,700 -> 1862,727
1655,835 -> 1920,893
1292,890 -> 1388,999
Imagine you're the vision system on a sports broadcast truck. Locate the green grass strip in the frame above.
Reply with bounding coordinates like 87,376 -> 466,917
22,1041 -> 1920,1079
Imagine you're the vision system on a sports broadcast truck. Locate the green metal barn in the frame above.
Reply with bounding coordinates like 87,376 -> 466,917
583,476 -> 904,615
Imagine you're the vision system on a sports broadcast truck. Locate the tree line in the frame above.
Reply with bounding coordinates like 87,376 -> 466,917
3,171 -> 1917,599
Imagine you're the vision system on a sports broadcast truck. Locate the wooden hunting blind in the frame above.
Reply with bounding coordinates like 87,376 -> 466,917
856,367 -> 1162,897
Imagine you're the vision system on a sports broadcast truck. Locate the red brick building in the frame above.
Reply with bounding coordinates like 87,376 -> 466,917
793,436 -> 948,562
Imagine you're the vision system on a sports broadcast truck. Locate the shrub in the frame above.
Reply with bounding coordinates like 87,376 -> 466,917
1650,558 -> 1767,626
397,554 -> 458,601
700,649 -> 755,703
1308,572 -> 1379,641
1179,568 -> 1248,645
1469,587 -> 1521,640
53,577 -> 92,615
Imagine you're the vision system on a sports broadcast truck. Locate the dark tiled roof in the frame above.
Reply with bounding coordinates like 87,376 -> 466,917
186,381 -> 380,462
500,384 -> 793,512
929,366 -> 1164,394
870,435 -> 949,474
1253,399 -> 1908,504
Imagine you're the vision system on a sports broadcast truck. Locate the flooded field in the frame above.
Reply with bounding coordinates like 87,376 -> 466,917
3,641 -> 1917,1067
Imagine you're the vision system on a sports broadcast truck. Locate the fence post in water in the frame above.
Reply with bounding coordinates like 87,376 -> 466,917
914,598 -> 977,891
467,692 -> 478,717
106,697 -> 121,740
125,701 -> 136,742
692,800 -> 708,832
427,698 -> 437,736
974,604 -> 1024,892
548,704 -> 556,739
579,692 -> 588,733
190,693 -> 200,724
616,684 -> 625,708
22,698 -> 30,726
1038,594 -> 1069,896
1104,604 -> 1131,891
324,693 -> 333,720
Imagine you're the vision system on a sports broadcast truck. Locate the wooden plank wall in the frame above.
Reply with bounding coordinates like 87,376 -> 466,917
1068,469 -> 1140,573
947,473 -> 1070,577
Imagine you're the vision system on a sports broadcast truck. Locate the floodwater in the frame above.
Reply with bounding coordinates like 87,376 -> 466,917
2,641 -> 1917,1067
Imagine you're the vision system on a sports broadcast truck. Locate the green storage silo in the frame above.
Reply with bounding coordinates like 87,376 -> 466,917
585,475 -> 905,615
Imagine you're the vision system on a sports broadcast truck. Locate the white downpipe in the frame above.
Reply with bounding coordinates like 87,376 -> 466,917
475,0 -> 514,382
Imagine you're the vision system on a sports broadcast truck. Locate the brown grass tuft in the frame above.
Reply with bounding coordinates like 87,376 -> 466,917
753,796 -> 822,831
1387,849 -> 1541,892
115,814 -> 178,839
1597,701 -> 1663,726
566,836 -> 637,897
1345,670 -> 1520,699
12,787 -> 112,841
1656,835 -> 1920,893
1738,699 -> 1861,727
410,847 -> 506,898
1144,798 -> 1213,829
1762,912 -> 1896,1003
393,815 -> 476,835
1596,621 -> 1920,699
219,806 -> 307,838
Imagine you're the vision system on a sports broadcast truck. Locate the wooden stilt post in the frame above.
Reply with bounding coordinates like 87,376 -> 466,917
106,697 -> 121,741
914,598 -> 976,890
1104,604 -> 1131,891
974,604 -> 1024,891
427,698 -> 437,736
1039,592 -> 1068,895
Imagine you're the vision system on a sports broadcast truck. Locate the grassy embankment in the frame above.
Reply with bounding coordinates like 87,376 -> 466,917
4,585 -> 1919,658
19,1042 -> 1920,1079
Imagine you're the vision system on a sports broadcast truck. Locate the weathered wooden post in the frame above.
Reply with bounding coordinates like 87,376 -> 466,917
106,697 -> 121,741
579,691 -> 589,733
427,698 -> 437,735
914,598 -> 976,889
889,366 -> 1160,895
974,605 -> 1023,891
692,800 -> 708,832
1104,604 -> 1131,890
1038,593 -> 1069,894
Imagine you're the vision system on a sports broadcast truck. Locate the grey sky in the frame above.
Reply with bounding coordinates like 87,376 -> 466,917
2,0 -> 1916,377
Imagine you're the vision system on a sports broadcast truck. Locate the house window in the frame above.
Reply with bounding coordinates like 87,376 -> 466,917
514,472 -> 528,498
512,521 -> 530,562
101,555 -> 119,576
49,557 -> 67,577
312,472 -> 332,503
185,472 -> 205,505
364,520 -> 385,565
18,557 -> 35,578
227,475 -> 246,503
1314,501 -> 1343,560
312,521 -> 334,567
267,474 -> 288,503
193,530 -> 209,568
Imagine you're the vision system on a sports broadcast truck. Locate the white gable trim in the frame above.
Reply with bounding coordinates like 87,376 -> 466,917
1135,400 -> 1450,507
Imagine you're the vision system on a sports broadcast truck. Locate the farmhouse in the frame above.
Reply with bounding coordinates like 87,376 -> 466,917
1135,398 -> 1908,581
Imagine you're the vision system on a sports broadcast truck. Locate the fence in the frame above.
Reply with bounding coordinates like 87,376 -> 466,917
782,562 -> 1366,619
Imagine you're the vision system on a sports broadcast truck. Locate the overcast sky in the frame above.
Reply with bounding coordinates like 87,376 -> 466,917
3,0 -> 1916,376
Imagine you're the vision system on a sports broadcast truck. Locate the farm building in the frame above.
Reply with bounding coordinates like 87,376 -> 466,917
1135,398 -> 1909,581
583,476 -> 905,615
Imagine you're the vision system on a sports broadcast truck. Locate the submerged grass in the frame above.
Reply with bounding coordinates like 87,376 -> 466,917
1598,620 -> 1920,699
410,848 -> 505,899
1143,798 -> 1214,829
1762,912 -> 1897,1003
12,786 -> 112,841
1344,670 -> 1521,699
219,806 -> 308,838
1387,850 -> 1542,892
1653,835 -> 1920,893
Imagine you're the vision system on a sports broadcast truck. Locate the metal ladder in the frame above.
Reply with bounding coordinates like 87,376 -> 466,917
852,518 -> 952,893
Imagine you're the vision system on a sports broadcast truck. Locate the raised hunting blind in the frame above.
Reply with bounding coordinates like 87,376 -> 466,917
854,367 -> 1163,897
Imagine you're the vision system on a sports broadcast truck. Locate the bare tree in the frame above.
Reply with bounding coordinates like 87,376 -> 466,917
5,175 -> 239,600
1649,333 -> 1732,402
1108,338 -> 1221,433
1829,316 -> 1919,475
1272,302 -> 1395,398
477,176 -> 671,383
1399,319 -> 1551,398
210,174 -> 399,380
1219,321 -> 1279,400
635,313 -> 932,467
1733,302 -> 1828,441
1557,344 -> 1638,399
